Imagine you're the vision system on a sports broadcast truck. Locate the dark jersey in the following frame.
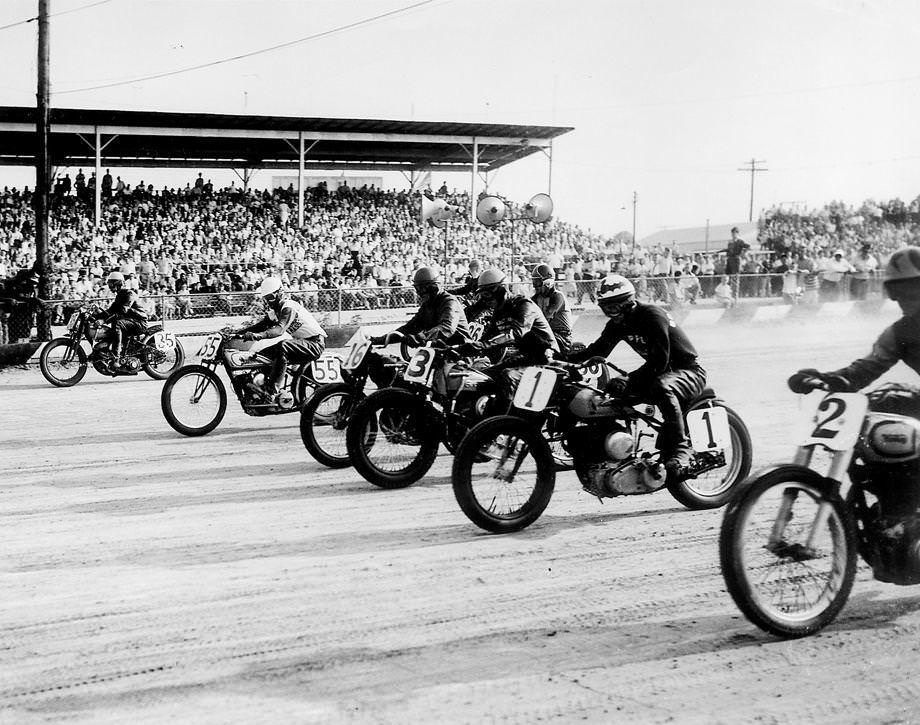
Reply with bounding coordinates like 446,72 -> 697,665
396,290 -> 471,345
102,289 -> 148,323
830,314 -> 920,390
568,302 -> 699,391
483,294 -> 559,357
532,289 -> 572,353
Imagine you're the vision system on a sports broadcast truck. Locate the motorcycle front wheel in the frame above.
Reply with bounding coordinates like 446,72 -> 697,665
719,465 -> 857,638
669,404 -> 752,509
345,388 -> 440,488
39,338 -> 88,387
452,415 -> 556,534
300,382 -> 363,468
142,335 -> 186,380
161,365 -> 228,436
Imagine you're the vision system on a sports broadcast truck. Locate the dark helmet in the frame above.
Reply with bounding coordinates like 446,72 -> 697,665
477,268 -> 507,294
413,266 -> 440,299
597,274 -> 636,317
884,247 -> 920,300
531,263 -> 555,293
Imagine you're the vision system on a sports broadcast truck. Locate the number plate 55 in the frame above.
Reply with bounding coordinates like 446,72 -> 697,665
311,353 -> 341,383
404,346 -> 436,385
197,333 -> 222,363
802,392 -> 867,451
512,367 -> 559,412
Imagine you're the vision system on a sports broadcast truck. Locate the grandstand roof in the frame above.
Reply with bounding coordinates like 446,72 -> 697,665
0,106 -> 573,173
639,221 -> 759,254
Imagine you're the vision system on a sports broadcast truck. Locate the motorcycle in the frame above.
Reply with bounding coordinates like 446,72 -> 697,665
451,359 -> 752,533
160,329 -> 337,436
720,378 -> 920,638
39,305 -> 184,387
344,340 -> 502,488
299,328 -> 406,468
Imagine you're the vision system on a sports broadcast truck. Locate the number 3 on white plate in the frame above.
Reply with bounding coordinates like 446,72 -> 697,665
404,347 -> 435,384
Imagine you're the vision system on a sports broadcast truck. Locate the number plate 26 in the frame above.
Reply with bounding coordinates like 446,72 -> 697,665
512,367 -> 559,412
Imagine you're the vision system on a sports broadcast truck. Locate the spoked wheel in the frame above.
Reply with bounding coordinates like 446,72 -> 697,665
719,466 -> 857,638
669,405 -> 752,509
451,415 -> 556,534
161,365 -> 227,436
39,338 -> 88,387
142,335 -> 186,380
345,388 -> 439,488
300,382 -> 363,468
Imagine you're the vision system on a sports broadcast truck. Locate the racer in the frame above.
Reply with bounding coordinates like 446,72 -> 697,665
93,271 -> 149,370
236,277 -> 326,399
370,266 -> 472,349
531,263 -> 573,354
789,246 -> 920,394
567,274 -> 706,474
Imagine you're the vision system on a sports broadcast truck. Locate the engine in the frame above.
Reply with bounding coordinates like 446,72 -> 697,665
567,423 -> 666,498
852,389 -> 920,583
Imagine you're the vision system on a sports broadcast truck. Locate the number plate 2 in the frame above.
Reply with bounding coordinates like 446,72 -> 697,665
686,406 -> 731,451
512,367 -> 559,412
404,346 -> 436,385
802,393 -> 867,451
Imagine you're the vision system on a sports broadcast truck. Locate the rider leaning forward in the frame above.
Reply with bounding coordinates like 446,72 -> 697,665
567,274 -> 706,474
93,271 -> 149,371
236,277 -> 326,400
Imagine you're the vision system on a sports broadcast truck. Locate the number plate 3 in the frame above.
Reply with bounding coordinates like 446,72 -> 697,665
404,346 -> 436,385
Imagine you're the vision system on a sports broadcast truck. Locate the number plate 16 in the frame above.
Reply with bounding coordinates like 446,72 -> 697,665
802,392 -> 867,451
512,367 -> 559,412
341,329 -> 371,371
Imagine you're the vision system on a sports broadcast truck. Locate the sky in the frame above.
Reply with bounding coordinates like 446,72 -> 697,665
1,0 -> 920,239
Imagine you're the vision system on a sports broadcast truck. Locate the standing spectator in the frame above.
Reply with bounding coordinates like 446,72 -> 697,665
725,226 -> 749,275
821,249 -> 855,301
714,275 -> 734,308
849,243 -> 878,300
102,169 -> 113,199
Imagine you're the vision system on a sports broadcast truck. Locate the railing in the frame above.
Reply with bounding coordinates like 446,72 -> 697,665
0,272 -> 889,344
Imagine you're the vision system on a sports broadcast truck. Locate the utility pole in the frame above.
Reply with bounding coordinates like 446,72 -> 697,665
35,0 -> 51,339
737,158 -> 767,222
631,191 -> 638,254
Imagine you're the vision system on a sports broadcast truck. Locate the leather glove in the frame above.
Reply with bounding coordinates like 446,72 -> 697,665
822,373 -> 852,393
369,334 -> 388,346
604,377 -> 629,397
457,341 -> 484,357
403,333 -> 423,346
787,368 -> 823,394
242,331 -> 258,341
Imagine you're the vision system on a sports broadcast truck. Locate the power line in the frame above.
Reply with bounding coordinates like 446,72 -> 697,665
54,0 -> 440,95
0,0 -> 113,32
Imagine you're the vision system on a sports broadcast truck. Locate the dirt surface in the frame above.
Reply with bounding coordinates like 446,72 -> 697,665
3,317 -> 920,724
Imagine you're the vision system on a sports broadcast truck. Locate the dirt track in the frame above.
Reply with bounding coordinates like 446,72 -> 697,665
3,316 -> 920,724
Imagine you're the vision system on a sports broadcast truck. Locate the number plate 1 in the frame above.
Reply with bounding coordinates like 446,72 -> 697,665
403,347 -> 436,385
341,329 -> 372,371
512,367 -> 558,412
802,392 -> 867,451
687,406 -> 731,451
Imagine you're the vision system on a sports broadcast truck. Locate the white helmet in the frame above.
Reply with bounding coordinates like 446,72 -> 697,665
106,271 -> 125,285
258,277 -> 283,297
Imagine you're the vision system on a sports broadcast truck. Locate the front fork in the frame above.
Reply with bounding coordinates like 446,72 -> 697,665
190,362 -> 219,403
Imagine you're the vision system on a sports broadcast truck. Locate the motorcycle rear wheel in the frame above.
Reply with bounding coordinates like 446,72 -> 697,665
300,382 -> 363,468
719,466 -> 857,638
669,405 -> 752,509
345,388 -> 440,488
142,333 -> 185,380
452,415 -> 556,534
39,338 -> 87,387
161,365 -> 227,436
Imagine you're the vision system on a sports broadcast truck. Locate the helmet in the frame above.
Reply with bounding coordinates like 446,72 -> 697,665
597,274 -> 636,316
476,268 -> 508,300
258,277 -> 283,297
884,247 -> 920,300
106,271 -> 125,285
412,266 -> 440,299
531,263 -> 555,292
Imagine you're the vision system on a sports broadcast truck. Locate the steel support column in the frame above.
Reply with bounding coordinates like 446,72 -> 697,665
94,126 -> 101,229
298,132 -> 305,228
470,137 -> 478,214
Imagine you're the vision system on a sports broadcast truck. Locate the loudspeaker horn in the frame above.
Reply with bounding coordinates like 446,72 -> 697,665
476,195 -> 506,227
421,196 -> 462,229
523,193 -> 553,223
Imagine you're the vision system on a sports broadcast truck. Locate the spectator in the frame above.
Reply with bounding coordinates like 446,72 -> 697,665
725,227 -> 749,275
